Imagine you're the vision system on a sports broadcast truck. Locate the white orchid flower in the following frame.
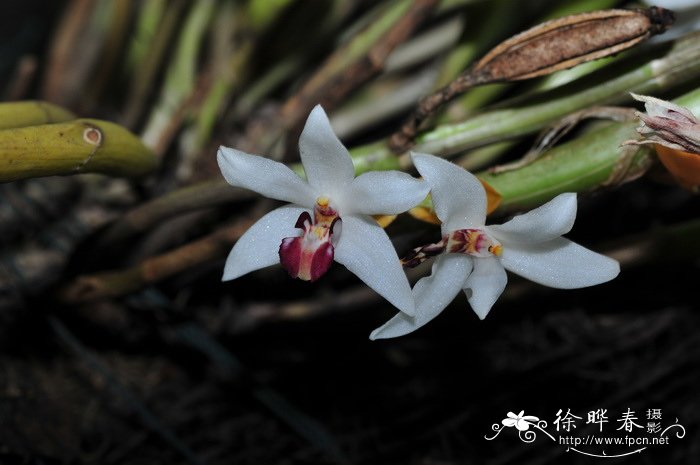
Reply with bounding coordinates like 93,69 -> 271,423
217,105 -> 429,316
371,153 -> 619,339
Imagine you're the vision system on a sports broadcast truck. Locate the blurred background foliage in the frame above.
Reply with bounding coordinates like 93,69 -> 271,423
0,0 -> 699,464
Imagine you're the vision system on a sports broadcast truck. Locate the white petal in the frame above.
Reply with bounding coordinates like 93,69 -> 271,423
222,205 -> 307,281
368,312 -> 418,341
346,170 -> 429,215
369,254 -> 472,339
334,215 -> 416,316
411,153 -> 486,234
487,193 -> 577,244
463,256 -> 507,320
298,105 -> 355,195
502,419 -> 517,427
500,237 -> 620,289
217,146 -> 314,207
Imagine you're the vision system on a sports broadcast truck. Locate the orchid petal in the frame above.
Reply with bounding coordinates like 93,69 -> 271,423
369,254 -> 472,339
411,153 -> 486,234
463,257 -> 507,320
487,193 -> 577,244
502,419 -> 517,427
334,215 -> 416,316
500,237 -> 620,289
299,105 -> 355,195
345,170 -> 429,215
217,146 -> 314,207
222,205 -> 307,281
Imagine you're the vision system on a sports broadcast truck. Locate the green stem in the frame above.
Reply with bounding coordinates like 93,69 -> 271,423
141,1 -> 216,148
478,121 -> 648,212
0,119 -> 156,182
0,101 -> 75,129
122,0 -> 186,128
125,0 -> 166,72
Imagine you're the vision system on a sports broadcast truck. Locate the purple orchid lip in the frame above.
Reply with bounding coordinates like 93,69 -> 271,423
279,233 -> 334,282
279,198 -> 340,282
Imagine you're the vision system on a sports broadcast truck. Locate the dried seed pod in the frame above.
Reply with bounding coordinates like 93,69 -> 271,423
472,7 -> 676,82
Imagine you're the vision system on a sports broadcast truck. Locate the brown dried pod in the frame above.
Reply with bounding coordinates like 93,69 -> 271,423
390,6 -> 675,152
471,7 -> 675,82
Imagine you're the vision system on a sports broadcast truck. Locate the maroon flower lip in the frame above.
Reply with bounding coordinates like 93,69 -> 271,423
279,199 -> 340,282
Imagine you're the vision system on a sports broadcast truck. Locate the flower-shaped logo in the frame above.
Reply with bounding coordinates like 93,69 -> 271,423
502,411 -> 540,431
217,105 -> 429,316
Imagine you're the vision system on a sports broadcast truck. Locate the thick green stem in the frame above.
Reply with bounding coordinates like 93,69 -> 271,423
0,119 -> 157,182
478,122 -> 647,212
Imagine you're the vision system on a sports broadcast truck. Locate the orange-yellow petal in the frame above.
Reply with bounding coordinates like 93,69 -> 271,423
374,214 -> 398,228
481,178 -> 502,215
655,144 -> 700,190
408,205 -> 441,225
